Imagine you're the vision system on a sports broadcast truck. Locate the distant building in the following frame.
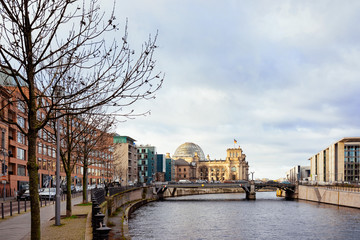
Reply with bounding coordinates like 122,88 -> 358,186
175,159 -> 192,181
113,135 -> 138,186
156,154 -> 165,173
172,142 -> 249,182
137,145 -> 156,184
309,137 -> 360,183
286,165 -> 310,183
155,154 -> 165,182
165,153 -> 175,182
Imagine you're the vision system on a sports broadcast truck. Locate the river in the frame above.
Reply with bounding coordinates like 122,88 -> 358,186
128,192 -> 360,240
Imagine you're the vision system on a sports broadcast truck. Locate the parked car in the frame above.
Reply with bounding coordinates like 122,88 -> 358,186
17,190 -> 31,201
178,179 -> 192,184
75,185 -> 83,192
195,180 -> 207,184
39,188 -> 57,200
62,184 -> 77,193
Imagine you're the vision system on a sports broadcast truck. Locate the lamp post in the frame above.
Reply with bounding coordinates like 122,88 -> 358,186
54,86 -> 64,226
250,171 -> 255,181
48,161 -> 50,202
2,149 -> 7,201
1,129 -> 8,201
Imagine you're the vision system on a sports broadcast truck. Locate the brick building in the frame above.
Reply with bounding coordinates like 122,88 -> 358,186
0,83 -> 114,197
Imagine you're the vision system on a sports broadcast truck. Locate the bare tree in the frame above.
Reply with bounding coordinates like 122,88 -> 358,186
75,109 -> 114,203
0,1 -> 163,238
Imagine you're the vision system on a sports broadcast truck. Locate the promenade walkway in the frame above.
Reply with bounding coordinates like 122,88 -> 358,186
0,196 -> 86,240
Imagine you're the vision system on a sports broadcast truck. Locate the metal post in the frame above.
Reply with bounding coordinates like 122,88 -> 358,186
55,114 -> 61,225
2,151 -> 6,201
54,86 -> 63,226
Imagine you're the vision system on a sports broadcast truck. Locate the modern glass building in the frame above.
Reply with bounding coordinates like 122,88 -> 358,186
309,137 -> 360,183
165,153 -> 175,182
137,145 -> 156,184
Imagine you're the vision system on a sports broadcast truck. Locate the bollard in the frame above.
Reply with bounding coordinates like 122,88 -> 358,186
10,201 -> 12,216
1,203 -> 3,219
18,200 -> 20,214
92,206 -> 102,227
24,200 -> 27,212
95,225 -> 112,240
93,212 -> 105,235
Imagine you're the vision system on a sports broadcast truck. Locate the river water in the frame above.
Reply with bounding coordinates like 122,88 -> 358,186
128,192 -> 360,240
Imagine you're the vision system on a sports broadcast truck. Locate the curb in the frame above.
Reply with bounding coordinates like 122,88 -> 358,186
84,208 -> 92,240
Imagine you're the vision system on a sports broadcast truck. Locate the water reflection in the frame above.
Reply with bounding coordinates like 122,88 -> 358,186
129,192 -> 360,240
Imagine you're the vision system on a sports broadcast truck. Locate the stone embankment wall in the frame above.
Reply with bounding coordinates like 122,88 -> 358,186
298,185 -> 360,208
107,187 -> 155,216
98,187 -> 155,227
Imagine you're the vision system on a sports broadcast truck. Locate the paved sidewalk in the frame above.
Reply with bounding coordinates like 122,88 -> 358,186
0,196 -> 85,240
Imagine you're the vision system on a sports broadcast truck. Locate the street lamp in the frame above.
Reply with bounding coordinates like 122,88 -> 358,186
54,86 -> 64,226
250,171 -> 255,181
1,129 -> 8,201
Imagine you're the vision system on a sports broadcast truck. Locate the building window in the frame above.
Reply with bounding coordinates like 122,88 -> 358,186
18,101 -> 26,113
1,129 -> 5,149
17,132 -> 26,145
18,165 -> 26,176
17,148 -> 25,160
17,116 -> 25,128
38,142 -> 42,154
184,168 -> 186,172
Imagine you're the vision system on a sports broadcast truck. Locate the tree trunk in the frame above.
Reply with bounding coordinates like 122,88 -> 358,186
66,171 -> 72,217
27,129 -> 41,239
83,167 -> 88,203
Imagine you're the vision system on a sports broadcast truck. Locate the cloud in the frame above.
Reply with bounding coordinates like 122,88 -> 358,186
107,1 -> 360,179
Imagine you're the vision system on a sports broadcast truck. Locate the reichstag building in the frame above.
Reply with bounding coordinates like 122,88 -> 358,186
172,142 -> 249,182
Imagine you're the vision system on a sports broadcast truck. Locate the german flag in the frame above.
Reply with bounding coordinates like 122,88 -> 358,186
234,139 -> 237,144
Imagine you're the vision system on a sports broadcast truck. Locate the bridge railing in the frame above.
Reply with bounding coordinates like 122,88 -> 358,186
92,188 -> 106,205
108,184 -> 142,197
325,186 -> 360,192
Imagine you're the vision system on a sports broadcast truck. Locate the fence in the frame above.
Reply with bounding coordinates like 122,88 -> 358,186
108,184 -> 141,197
326,186 -> 360,192
92,188 -> 105,205
0,191 -> 83,219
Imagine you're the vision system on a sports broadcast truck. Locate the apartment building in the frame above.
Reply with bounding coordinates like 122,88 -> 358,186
0,83 -> 113,196
137,145 -> 156,184
113,135 -> 138,185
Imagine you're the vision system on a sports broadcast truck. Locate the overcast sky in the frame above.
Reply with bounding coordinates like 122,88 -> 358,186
107,1 -> 360,179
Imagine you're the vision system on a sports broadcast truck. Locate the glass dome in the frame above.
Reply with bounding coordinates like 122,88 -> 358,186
173,142 -> 205,161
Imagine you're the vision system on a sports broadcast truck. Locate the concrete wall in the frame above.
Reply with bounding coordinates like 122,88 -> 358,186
298,185 -> 360,208
107,187 -> 154,216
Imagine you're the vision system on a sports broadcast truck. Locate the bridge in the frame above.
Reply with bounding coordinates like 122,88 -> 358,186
153,181 -> 297,200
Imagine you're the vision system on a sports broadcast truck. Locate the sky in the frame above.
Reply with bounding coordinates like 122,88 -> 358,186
104,1 -> 360,179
